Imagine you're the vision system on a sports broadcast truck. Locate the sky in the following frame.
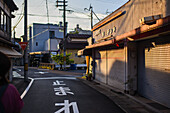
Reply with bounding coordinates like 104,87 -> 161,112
12,0 -> 128,38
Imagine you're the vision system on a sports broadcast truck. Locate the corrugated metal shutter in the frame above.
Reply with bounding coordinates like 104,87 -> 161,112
95,48 -> 126,91
107,49 -> 125,90
95,50 -> 107,83
138,44 -> 170,108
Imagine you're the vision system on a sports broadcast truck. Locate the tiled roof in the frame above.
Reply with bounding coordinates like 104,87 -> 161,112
67,34 -> 91,39
65,42 -> 88,49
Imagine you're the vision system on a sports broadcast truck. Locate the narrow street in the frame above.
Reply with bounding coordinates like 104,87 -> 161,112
15,67 -> 125,113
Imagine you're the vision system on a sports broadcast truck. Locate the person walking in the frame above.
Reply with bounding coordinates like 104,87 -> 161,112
0,51 -> 24,113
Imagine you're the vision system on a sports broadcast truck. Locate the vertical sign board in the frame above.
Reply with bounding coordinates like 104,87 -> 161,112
19,42 -> 28,50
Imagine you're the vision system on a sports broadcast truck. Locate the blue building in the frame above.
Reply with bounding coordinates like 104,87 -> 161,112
28,22 -> 67,66
29,22 -> 66,53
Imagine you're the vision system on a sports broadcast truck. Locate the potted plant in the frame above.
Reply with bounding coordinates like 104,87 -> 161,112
86,73 -> 92,81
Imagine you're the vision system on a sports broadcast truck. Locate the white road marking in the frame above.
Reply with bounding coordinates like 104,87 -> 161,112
34,77 -> 77,80
55,100 -> 79,113
53,80 -> 66,86
20,77 -> 34,99
13,71 -> 21,77
34,71 -> 49,74
54,87 -> 74,96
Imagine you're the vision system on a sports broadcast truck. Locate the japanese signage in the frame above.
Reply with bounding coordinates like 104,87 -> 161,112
53,80 -> 79,113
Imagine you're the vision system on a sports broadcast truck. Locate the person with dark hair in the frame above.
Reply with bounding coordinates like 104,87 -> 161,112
0,51 -> 24,113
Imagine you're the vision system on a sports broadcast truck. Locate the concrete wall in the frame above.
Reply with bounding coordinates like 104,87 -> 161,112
93,0 -> 167,42
127,42 -> 137,94
45,39 -> 61,51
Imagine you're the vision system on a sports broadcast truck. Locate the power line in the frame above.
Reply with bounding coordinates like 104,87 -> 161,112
12,15 -> 24,31
31,28 -> 49,39
12,2 -> 24,31
14,13 -> 96,20
67,6 -> 90,17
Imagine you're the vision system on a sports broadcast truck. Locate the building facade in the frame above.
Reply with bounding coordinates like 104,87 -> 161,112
60,34 -> 91,64
0,0 -> 21,81
79,0 -> 170,108
69,24 -> 91,35
29,22 -> 65,52
28,23 -> 66,66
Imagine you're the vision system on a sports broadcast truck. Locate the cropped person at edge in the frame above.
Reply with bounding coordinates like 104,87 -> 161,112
0,51 -> 24,113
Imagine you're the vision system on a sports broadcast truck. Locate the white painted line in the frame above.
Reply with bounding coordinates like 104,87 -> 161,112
13,71 -> 21,77
13,72 -> 35,99
34,71 -> 49,74
20,77 -> 34,99
34,77 -> 77,80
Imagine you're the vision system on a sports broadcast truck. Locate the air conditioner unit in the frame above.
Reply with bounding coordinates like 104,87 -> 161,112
139,14 -> 163,25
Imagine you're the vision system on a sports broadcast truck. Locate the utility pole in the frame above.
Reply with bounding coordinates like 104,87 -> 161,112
84,4 -> 100,44
84,5 -> 100,79
56,0 -> 72,70
90,5 -> 93,31
63,0 -> 66,70
24,0 -> 28,81
13,29 -> 16,44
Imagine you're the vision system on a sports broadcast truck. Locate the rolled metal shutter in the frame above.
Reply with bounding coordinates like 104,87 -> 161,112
139,44 -> 170,108
107,49 -> 125,90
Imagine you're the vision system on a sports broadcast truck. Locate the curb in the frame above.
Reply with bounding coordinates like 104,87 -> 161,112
125,94 -> 162,113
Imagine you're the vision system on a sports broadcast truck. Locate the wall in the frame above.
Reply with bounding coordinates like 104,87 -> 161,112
93,0 -> 167,42
0,0 -> 11,41
127,42 -> 137,94
45,39 -> 61,51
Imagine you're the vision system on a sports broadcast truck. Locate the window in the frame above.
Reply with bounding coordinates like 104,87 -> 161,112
49,31 -> 55,39
4,14 -> 6,32
0,9 -> 10,33
36,42 -> 38,46
7,16 -> 10,33
1,10 -> 4,30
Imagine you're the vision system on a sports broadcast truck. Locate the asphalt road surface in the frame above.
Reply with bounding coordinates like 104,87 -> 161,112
15,67 -> 125,113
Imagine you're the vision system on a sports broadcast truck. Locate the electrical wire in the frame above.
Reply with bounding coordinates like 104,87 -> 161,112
15,13 -> 96,20
31,28 -> 49,39
12,2 -> 24,31
12,15 -> 24,31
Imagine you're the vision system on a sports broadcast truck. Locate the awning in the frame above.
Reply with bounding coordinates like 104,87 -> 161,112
0,46 -> 22,58
77,48 -> 92,56
29,51 -> 51,55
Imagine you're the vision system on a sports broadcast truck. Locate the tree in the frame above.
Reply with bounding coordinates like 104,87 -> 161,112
51,53 -> 74,70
